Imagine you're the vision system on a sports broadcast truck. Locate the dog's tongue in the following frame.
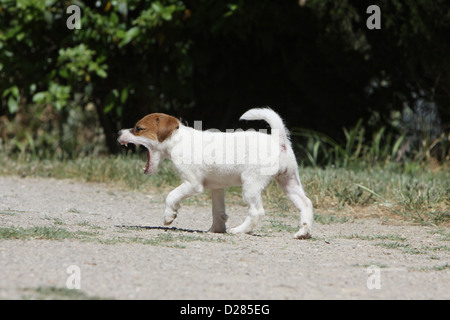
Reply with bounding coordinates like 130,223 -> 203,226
144,149 -> 150,174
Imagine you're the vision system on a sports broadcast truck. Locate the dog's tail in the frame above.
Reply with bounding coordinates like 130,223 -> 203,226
240,107 -> 290,144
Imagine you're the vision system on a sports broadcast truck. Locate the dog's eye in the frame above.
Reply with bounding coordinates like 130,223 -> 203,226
135,126 -> 144,132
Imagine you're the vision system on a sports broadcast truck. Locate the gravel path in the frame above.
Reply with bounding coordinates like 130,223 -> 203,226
0,176 -> 448,299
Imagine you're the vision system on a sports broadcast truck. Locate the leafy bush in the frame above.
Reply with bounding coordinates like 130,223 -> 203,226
0,0 -> 448,165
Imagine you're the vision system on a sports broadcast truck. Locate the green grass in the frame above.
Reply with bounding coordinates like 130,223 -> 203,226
375,241 -> 424,254
413,263 -> 450,272
0,226 -> 75,240
300,166 -> 449,225
291,119 -> 448,168
0,153 -> 448,226
99,231 -> 228,248
313,212 -> 350,224
344,234 -> 407,242
0,153 -> 180,190
0,225 -> 228,248
0,226 -> 228,250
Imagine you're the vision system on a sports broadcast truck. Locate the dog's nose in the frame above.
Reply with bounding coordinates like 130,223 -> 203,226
117,130 -> 123,137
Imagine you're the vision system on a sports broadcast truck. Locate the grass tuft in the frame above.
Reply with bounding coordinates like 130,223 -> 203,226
0,226 -> 74,240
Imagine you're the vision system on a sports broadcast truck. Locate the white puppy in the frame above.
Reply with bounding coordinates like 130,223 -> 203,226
117,108 -> 313,239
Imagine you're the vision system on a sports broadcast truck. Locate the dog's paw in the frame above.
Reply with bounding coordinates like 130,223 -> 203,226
294,227 -> 311,240
163,211 -> 177,226
229,225 -> 252,235
229,227 -> 243,234
208,225 -> 227,233
229,217 -> 255,235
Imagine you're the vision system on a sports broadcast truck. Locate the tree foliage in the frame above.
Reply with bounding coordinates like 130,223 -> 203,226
0,0 -> 448,159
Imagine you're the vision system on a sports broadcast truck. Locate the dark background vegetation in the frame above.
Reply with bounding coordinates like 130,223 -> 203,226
0,0 -> 448,166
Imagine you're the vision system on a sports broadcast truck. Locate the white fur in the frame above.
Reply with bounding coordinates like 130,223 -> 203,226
118,108 -> 313,239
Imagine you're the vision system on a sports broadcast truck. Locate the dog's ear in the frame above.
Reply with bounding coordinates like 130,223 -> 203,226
157,115 -> 179,142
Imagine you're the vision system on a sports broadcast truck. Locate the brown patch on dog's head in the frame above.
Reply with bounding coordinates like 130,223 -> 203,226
131,113 -> 180,142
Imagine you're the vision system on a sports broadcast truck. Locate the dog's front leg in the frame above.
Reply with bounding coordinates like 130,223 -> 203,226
163,182 -> 201,225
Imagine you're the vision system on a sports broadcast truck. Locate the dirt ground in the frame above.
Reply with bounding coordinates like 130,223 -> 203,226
0,176 -> 448,299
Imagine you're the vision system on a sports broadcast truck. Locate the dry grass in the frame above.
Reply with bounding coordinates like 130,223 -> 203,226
1,153 -> 448,226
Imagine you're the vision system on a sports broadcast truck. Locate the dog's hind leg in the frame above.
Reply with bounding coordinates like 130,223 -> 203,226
208,188 -> 228,233
229,180 -> 266,235
277,173 -> 313,239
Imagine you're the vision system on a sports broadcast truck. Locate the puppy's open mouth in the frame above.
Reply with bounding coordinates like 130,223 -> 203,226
119,141 -> 151,174
144,149 -> 150,174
